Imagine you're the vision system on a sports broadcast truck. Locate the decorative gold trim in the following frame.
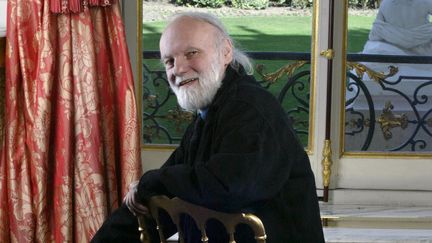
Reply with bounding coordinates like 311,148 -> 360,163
340,4 -> 402,156
147,195 -> 267,243
342,151 -> 432,158
377,101 -> 408,140
345,117 -> 370,130
322,139 -> 333,188
137,215 -> 151,243
137,0 -> 144,149
142,144 -> 177,151
320,49 -> 334,60
339,0 -> 348,156
256,60 -> 307,84
346,61 -> 398,83
308,0 -> 320,155
166,108 -> 194,126
142,108 -> 192,143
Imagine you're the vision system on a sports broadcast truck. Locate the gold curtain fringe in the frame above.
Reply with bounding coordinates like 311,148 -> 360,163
50,0 -> 115,14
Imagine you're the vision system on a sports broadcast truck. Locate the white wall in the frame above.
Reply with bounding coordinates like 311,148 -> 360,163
121,0 -> 139,84
0,0 -> 7,37
141,149 -> 173,172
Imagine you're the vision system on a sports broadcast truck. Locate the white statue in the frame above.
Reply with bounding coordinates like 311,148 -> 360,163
365,0 -> 432,56
348,0 -> 432,111
361,0 -> 432,74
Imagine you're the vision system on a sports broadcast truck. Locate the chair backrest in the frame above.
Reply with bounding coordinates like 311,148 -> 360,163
137,195 -> 266,243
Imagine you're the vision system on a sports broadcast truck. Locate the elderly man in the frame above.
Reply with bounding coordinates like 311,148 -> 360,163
92,12 -> 324,243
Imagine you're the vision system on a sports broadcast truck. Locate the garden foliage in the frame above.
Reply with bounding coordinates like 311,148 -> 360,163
174,0 -> 380,9
231,0 -> 269,10
175,0 -> 225,8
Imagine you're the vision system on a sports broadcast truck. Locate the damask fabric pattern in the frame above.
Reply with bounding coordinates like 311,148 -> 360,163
0,38 -> 4,146
50,0 -> 115,13
0,0 -> 141,242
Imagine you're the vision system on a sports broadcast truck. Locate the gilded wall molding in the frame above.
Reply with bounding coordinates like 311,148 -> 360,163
0,37 -> 5,146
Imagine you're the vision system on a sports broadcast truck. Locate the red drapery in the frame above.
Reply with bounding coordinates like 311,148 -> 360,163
50,0 -> 115,14
0,0 -> 142,242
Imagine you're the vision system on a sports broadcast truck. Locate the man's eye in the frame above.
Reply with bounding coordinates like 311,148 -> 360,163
164,59 -> 174,67
185,50 -> 199,59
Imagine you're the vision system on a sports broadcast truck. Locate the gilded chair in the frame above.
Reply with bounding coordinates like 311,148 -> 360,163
137,195 -> 267,243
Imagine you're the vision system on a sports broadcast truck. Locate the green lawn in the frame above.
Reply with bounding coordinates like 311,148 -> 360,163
347,15 -> 375,53
143,15 -> 375,52
144,16 -> 312,52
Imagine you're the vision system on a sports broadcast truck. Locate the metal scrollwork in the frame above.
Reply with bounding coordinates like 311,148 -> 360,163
166,108 -> 194,131
345,72 -> 376,150
256,60 -> 308,85
142,63 -> 193,144
377,101 -> 408,140
255,60 -> 311,147
347,61 -> 398,83
252,61 -> 312,146
345,56 -> 432,151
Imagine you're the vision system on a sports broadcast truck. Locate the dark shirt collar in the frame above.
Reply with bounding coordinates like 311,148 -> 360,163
198,108 -> 208,120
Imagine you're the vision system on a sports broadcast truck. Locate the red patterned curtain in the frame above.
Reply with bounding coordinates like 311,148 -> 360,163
50,0 -> 115,14
0,0 -> 142,242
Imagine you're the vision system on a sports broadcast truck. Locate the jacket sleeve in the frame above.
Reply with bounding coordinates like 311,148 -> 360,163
137,99 -> 307,212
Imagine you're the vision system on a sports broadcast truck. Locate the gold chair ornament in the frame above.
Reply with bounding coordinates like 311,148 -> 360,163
137,195 -> 267,243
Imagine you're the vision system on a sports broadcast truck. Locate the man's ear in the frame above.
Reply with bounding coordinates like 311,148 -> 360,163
222,38 -> 233,65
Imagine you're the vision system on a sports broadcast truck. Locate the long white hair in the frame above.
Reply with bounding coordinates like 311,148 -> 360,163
166,11 -> 254,75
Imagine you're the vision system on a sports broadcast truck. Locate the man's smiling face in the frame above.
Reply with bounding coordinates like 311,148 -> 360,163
159,16 -> 232,111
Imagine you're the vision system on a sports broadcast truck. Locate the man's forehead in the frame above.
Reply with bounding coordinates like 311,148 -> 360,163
160,17 -> 218,54
163,16 -> 220,38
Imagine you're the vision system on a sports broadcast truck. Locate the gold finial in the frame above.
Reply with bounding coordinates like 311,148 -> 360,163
322,139 -> 332,188
320,49 -> 334,60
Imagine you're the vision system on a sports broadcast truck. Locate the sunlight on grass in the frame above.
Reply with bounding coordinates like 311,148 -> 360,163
143,15 -> 374,52
143,16 -> 313,52
347,15 -> 375,53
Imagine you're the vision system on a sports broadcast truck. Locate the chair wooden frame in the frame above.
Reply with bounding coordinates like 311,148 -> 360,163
137,195 -> 266,243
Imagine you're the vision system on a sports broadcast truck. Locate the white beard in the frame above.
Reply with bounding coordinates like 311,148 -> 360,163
171,60 -> 224,111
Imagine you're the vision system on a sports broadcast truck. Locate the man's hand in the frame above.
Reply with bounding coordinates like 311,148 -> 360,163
124,181 -> 149,216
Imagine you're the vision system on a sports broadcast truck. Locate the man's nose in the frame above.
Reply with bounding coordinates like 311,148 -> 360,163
173,57 -> 189,76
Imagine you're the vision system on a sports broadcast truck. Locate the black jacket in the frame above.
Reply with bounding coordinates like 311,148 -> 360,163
138,66 -> 324,243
